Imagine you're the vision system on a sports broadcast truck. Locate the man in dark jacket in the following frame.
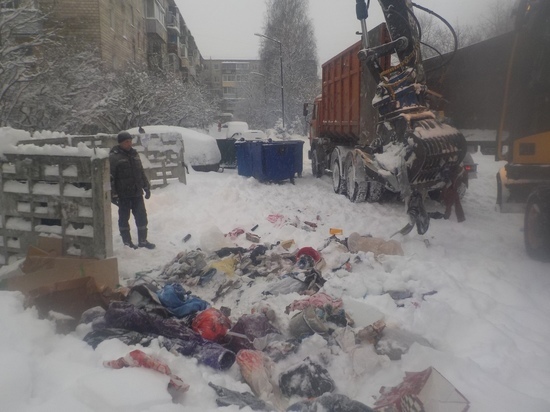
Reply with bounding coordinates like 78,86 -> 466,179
110,131 -> 155,249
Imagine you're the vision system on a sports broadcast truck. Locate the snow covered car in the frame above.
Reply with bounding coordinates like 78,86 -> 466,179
231,130 -> 267,141
127,125 -> 222,172
222,121 -> 249,138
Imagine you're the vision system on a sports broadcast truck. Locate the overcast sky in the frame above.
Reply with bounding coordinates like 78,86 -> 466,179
174,0 -> 499,65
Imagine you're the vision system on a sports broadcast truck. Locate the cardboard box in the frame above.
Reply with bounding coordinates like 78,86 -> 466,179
3,237 -> 119,295
374,367 -> 469,412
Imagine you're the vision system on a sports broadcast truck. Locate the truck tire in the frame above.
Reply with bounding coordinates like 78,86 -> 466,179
366,181 -> 384,203
311,149 -> 323,178
345,160 -> 367,202
524,189 -> 550,261
345,161 -> 357,201
332,160 -> 346,195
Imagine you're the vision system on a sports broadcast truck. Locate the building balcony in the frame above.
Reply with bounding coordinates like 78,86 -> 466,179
167,42 -> 179,55
165,12 -> 180,33
146,18 -> 167,41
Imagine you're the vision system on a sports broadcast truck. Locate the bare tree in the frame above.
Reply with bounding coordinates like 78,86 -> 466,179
416,0 -> 516,59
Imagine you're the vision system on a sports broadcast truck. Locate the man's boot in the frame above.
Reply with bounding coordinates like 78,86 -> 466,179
138,228 -> 156,249
120,229 -> 137,249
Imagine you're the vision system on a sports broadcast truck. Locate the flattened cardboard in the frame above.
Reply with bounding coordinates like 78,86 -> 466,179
4,238 -> 119,295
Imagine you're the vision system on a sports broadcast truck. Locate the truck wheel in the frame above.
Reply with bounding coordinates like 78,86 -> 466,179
366,181 -> 384,202
524,190 -> 550,261
345,161 -> 358,201
311,150 -> 323,178
332,160 -> 346,195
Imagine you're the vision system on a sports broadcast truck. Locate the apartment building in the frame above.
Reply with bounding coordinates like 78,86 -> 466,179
202,59 -> 261,113
24,0 -> 202,81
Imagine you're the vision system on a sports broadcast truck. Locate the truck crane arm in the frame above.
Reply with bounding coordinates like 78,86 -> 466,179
357,0 -> 467,235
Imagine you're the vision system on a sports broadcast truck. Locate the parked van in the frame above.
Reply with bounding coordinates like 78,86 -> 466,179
222,121 -> 249,138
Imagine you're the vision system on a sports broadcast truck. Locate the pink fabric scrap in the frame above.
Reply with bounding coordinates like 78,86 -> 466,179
104,349 -> 189,393
286,292 -> 343,313
226,228 -> 245,240
266,214 -> 286,227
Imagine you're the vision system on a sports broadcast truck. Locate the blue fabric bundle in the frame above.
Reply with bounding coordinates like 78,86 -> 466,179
157,283 -> 209,317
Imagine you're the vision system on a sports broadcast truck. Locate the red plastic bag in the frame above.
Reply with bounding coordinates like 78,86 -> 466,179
192,307 -> 232,341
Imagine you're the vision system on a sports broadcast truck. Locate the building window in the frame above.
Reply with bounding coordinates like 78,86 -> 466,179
129,5 -> 134,26
223,87 -> 236,97
146,0 -> 165,25
222,74 -> 236,82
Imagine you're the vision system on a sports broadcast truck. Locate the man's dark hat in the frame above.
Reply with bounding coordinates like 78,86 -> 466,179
117,131 -> 133,143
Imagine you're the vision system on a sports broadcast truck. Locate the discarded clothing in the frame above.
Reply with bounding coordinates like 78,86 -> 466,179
104,349 -> 189,393
126,284 -> 172,318
264,270 -> 325,296
80,306 -> 106,325
267,213 -> 286,227
215,247 -> 248,258
286,393 -> 374,412
85,302 -> 236,370
223,313 -> 280,353
161,250 -> 209,280
157,283 -> 209,317
226,228 -> 245,240
104,301 -> 160,334
209,256 -> 238,276
84,328 -> 155,349
286,292 -> 343,314
208,382 -> 276,411
250,245 -> 269,265
279,357 -> 335,398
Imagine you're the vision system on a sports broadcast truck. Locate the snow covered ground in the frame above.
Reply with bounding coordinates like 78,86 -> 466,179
1,132 -> 550,412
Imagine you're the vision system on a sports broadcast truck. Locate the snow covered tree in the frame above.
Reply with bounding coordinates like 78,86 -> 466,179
0,0 -> 56,127
11,42 -> 109,133
247,0 -> 318,132
90,67 -> 219,133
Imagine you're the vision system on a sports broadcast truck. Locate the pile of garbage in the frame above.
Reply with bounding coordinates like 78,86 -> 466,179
61,229 -> 468,411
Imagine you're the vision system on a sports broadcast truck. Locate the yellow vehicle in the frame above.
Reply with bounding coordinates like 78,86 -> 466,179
496,0 -> 550,213
495,0 -> 550,259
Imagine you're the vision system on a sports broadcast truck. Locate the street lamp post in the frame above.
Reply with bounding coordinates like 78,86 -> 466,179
254,33 -> 285,128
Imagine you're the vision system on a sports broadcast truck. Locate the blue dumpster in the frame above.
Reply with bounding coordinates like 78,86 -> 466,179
235,140 -> 254,177
237,140 -> 303,182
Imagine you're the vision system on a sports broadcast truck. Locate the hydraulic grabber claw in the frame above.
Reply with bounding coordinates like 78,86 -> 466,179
391,191 -> 430,237
407,191 -> 430,235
